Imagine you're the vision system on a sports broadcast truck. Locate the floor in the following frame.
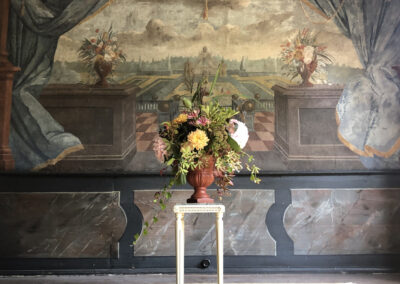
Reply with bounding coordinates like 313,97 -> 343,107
135,112 -> 275,152
1,274 -> 400,284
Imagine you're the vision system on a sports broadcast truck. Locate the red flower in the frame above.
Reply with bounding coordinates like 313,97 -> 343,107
95,29 -> 99,33
91,39 -> 96,43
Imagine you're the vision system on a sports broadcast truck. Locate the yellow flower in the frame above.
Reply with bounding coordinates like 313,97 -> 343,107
173,113 -> 188,124
187,129 -> 209,150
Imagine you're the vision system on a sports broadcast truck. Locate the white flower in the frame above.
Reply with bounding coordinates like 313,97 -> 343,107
104,53 -> 112,61
303,46 -> 315,64
105,46 -> 116,59
229,119 -> 249,149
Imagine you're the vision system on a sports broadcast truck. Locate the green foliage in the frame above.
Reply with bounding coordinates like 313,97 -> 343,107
133,178 -> 175,245
227,136 -> 241,152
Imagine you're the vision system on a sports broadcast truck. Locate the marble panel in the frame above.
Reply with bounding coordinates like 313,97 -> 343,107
284,188 -> 400,255
134,189 -> 275,256
0,192 -> 126,258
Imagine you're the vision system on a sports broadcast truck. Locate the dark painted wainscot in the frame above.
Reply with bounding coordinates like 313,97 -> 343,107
1,172 -> 400,275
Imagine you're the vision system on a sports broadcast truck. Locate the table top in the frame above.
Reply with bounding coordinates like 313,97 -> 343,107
173,204 -> 225,213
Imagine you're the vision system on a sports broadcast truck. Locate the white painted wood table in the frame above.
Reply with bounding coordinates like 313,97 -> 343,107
173,204 -> 225,284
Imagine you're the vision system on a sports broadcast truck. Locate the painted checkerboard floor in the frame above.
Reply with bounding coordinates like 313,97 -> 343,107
136,112 -> 275,152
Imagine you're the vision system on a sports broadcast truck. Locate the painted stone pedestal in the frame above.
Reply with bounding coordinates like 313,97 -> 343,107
272,84 -> 361,171
39,84 -> 139,172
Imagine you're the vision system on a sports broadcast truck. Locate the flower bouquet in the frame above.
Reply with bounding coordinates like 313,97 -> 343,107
78,26 -> 126,87
280,28 -> 333,87
134,65 -> 260,243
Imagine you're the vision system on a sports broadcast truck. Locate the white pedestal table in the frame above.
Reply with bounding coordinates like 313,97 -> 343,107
174,204 -> 225,284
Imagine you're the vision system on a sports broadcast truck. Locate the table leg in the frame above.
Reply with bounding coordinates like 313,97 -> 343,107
176,212 -> 185,284
216,212 -> 224,284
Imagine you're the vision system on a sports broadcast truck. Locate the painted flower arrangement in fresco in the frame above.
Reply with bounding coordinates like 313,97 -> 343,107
280,29 -> 333,87
134,66 -> 260,243
78,26 -> 126,87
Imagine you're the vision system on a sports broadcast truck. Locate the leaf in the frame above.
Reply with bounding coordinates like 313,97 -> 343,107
209,63 -> 221,96
290,73 -> 299,80
144,221 -> 149,228
182,97 -> 192,109
166,158 -> 175,166
134,233 -> 140,241
227,136 -> 241,152
317,53 -> 333,63
181,174 -> 187,185
200,105 -> 210,116
166,192 -> 172,199
153,216 -> 158,223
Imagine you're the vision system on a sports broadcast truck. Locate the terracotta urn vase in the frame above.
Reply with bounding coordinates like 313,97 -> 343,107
298,59 -> 317,87
94,57 -> 112,87
187,155 -> 215,203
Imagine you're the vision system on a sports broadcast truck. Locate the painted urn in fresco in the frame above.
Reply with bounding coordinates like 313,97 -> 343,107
93,57 -> 113,87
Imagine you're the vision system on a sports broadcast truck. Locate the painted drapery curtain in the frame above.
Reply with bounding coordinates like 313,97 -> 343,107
7,0 -> 109,170
309,0 -> 400,169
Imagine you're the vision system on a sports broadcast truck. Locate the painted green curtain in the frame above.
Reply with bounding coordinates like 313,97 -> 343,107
7,0 -> 109,170
309,0 -> 400,169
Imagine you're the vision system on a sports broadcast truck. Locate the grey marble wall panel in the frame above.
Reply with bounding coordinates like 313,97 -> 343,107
284,189 -> 400,255
134,189 -> 275,256
0,192 -> 126,258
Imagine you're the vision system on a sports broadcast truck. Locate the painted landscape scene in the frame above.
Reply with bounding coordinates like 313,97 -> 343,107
7,0 -> 400,173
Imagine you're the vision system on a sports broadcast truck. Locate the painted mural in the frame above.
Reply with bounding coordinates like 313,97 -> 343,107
6,0 -> 400,173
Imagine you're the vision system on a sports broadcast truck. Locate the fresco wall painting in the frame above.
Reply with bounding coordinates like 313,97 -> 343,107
4,0 -> 400,173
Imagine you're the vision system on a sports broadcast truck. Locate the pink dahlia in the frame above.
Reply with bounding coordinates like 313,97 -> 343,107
196,116 -> 210,126
153,136 -> 167,163
186,109 -> 199,119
